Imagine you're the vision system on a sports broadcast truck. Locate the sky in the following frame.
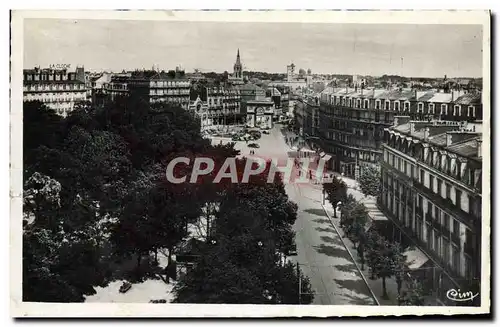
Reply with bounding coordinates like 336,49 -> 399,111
23,19 -> 483,78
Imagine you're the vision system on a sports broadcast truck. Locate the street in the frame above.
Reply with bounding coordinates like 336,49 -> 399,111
215,125 -> 376,305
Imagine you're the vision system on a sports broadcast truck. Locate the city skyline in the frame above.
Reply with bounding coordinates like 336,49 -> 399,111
24,19 -> 483,78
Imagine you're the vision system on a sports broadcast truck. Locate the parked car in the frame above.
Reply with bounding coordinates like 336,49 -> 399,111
231,136 -> 240,141
248,143 -> 260,148
262,130 -> 270,135
119,281 -> 132,293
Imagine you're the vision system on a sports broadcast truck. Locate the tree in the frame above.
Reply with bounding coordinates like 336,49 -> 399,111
323,176 -> 348,218
345,202 -> 368,248
23,172 -> 111,302
365,229 -> 385,280
398,280 -> 426,306
358,165 -> 381,197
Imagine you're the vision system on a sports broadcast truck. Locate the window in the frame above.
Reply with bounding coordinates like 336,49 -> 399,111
446,183 -> 451,200
418,102 -> 424,112
420,169 -> 425,183
454,105 -> 461,116
455,189 -> 462,208
433,231 -> 440,253
364,99 -> 369,108
434,206 -> 440,222
441,104 -> 448,115
451,245 -> 460,274
357,99 -> 361,108
429,175 -> 434,191
404,101 -> 410,111
443,213 -> 450,233
394,101 -> 400,111
442,238 -> 450,265
453,219 -> 460,238
468,105 -> 476,118
404,161 -> 408,174
429,103 -> 435,114
375,100 -> 381,109
384,100 -> 390,110
427,202 -> 433,215
437,179 -> 443,197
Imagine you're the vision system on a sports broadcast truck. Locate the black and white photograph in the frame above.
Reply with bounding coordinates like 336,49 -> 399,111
10,10 -> 491,317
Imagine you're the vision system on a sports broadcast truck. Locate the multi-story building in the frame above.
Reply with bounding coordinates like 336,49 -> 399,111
23,66 -> 88,116
188,82 -> 242,130
316,86 -> 483,178
379,117 -> 482,305
127,70 -> 191,109
103,75 -> 130,102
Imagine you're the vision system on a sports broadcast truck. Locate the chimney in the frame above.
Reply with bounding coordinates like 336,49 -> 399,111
423,127 -> 430,141
446,133 -> 453,146
410,122 -> 415,134
477,139 -> 482,158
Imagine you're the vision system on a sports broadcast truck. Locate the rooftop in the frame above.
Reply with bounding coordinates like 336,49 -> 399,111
391,120 -> 482,160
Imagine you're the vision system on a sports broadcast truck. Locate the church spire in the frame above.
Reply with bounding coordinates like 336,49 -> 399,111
236,48 -> 241,65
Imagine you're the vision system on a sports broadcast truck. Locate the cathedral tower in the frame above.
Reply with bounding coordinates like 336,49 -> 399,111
233,49 -> 243,79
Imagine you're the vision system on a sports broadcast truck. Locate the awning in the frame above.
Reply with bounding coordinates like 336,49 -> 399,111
368,212 -> 389,221
404,248 -> 430,270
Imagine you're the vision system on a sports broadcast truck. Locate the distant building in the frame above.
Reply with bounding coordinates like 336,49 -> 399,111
380,118 -> 482,305
23,66 -> 88,116
246,100 -> 275,129
128,70 -> 191,109
315,87 -> 482,177
188,82 -> 242,130
227,49 -> 245,85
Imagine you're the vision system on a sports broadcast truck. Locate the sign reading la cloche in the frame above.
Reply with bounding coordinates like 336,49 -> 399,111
49,64 -> 71,69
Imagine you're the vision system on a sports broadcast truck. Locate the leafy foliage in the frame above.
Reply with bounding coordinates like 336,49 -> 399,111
398,280 -> 426,306
358,165 -> 381,197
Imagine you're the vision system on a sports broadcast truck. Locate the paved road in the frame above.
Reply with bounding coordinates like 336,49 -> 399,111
221,126 -> 376,305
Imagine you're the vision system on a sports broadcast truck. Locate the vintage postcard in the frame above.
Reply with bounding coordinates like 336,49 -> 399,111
10,10 -> 491,317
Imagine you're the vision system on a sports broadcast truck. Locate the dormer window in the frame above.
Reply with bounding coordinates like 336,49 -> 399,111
453,105 -> 461,116
468,105 -> 476,117
417,102 -> 424,113
394,101 -> 400,111
375,99 -> 381,109
364,99 -> 369,109
441,104 -> 448,115
429,103 -> 435,114
384,100 -> 390,110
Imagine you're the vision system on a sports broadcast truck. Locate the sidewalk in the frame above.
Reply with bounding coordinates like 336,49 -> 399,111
321,199 -> 401,306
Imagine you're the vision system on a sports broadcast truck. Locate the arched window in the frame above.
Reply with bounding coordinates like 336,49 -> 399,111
375,99 -> 381,109
429,103 -> 435,114
441,104 -> 448,115
364,99 -> 369,109
468,105 -> 476,117
384,100 -> 390,110
394,101 -> 400,111
404,101 -> 410,111
417,102 -> 424,113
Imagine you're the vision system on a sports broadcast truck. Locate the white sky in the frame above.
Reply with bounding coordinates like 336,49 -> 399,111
23,19 -> 483,77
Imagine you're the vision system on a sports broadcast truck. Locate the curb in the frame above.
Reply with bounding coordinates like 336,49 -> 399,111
320,203 -> 381,306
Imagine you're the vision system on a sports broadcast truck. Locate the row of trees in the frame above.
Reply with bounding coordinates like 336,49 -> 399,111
23,96 -> 313,303
323,173 -> 425,305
